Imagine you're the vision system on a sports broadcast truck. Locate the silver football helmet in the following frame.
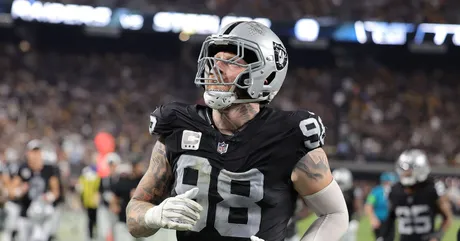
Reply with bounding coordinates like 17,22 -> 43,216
195,21 -> 289,109
332,168 -> 353,191
396,149 -> 431,186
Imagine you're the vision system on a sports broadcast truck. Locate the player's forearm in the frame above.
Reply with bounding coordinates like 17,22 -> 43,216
127,141 -> 172,237
126,199 -> 158,238
354,200 -> 363,219
45,176 -> 60,202
440,216 -> 452,232
364,204 -> 378,221
438,196 -> 453,232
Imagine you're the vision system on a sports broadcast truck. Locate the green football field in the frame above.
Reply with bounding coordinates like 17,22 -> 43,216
297,215 -> 460,241
55,208 -> 460,241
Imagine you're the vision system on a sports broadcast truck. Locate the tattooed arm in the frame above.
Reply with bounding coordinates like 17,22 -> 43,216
291,148 -> 332,196
291,148 -> 349,241
126,140 -> 172,238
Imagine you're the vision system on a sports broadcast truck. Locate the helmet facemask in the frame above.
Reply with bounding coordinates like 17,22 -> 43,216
397,164 -> 418,186
195,36 -> 266,110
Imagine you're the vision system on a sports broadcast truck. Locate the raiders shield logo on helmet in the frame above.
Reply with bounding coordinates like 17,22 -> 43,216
273,42 -> 288,71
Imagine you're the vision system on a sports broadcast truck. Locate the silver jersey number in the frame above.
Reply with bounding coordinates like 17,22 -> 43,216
174,155 -> 264,238
396,205 -> 432,235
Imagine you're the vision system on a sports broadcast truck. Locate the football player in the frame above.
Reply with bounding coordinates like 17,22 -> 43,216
111,160 -> 145,241
10,140 -> 61,241
98,152 -> 121,241
43,149 -> 64,241
365,172 -> 397,241
378,149 -> 453,241
126,21 -> 349,241
332,168 -> 361,241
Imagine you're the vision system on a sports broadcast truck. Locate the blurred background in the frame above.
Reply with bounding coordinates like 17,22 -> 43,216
0,0 -> 459,241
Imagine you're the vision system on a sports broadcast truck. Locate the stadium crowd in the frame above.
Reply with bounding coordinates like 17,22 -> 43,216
0,40 -> 459,171
0,4 -> 459,240
38,0 -> 460,23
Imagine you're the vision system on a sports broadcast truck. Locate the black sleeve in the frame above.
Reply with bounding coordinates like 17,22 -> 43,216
108,178 -> 116,193
53,165 -> 61,177
292,110 -> 326,153
43,165 -> 57,179
379,189 -> 396,240
112,178 -> 125,198
48,165 -> 60,178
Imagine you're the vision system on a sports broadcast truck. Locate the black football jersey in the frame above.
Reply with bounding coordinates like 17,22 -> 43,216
149,102 -> 326,241
16,164 -> 59,216
389,179 -> 444,241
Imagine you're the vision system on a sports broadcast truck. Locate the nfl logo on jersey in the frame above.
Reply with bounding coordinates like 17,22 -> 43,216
217,142 -> 228,154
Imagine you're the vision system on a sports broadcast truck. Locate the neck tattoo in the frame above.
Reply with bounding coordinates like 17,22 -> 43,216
214,104 -> 259,134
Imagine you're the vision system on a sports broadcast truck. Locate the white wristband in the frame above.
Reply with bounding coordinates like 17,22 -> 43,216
144,206 -> 161,229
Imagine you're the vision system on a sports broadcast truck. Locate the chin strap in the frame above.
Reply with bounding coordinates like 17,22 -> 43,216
203,91 -> 236,110
233,95 -> 268,104
203,90 -> 268,110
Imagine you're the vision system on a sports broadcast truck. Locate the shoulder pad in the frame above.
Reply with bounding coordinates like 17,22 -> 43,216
434,180 -> 446,197
293,110 -> 326,150
149,102 -> 187,136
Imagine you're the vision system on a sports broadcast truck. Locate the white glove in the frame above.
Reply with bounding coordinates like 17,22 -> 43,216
250,236 -> 265,241
144,187 -> 203,231
349,219 -> 359,231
